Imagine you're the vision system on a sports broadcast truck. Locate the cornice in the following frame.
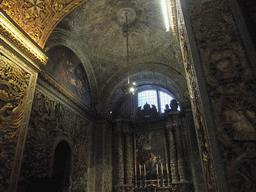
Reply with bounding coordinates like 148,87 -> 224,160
0,10 -> 48,67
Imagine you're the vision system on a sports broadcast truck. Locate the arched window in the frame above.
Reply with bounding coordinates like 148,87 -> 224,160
138,89 -> 179,113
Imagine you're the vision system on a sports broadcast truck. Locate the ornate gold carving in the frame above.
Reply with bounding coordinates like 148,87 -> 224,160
0,54 -> 31,191
0,11 -> 48,66
0,0 -> 88,47
0,54 -> 30,131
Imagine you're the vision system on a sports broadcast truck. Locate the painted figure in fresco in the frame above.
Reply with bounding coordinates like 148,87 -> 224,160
54,52 -> 70,83
46,46 -> 91,106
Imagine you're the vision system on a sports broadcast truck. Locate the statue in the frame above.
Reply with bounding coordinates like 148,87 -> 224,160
151,105 -> 157,114
165,104 -> 171,113
144,102 -> 150,111
170,99 -> 178,111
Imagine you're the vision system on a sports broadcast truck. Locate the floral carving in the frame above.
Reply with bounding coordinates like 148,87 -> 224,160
23,0 -> 46,22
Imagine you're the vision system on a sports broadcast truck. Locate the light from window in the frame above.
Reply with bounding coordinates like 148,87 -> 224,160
138,90 -> 158,110
159,91 -> 173,113
138,89 -> 180,113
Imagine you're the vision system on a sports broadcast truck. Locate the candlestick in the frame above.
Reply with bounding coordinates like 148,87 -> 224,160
156,164 -> 158,175
139,164 -> 141,177
161,163 -> 163,175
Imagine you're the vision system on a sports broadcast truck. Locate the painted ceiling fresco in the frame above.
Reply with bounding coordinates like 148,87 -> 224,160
44,46 -> 91,107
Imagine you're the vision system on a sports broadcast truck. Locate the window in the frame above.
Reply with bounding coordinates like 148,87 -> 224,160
138,89 -> 179,113
159,91 -> 173,113
138,90 -> 158,109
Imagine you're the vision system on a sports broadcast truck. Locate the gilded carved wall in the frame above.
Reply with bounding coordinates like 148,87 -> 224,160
180,0 -> 256,191
0,0 -> 88,47
18,89 -> 92,191
0,53 -> 30,191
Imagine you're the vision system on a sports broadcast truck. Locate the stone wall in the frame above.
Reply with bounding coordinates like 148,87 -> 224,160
17,88 -> 93,192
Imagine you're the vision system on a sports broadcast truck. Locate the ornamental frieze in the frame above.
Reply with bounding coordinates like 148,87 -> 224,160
0,0 -> 88,47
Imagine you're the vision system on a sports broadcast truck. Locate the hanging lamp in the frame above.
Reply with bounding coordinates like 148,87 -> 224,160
121,15 -> 136,95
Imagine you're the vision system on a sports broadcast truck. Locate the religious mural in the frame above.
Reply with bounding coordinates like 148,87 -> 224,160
135,129 -> 168,180
44,46 -> 91,107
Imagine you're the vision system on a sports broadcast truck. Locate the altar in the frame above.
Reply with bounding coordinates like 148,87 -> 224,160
113,101 -> 194,192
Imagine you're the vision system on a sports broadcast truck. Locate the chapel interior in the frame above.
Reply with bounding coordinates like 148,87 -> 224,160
0,0 -> 256,192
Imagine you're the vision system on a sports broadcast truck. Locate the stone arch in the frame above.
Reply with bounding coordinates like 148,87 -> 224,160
50,137 -> 74,177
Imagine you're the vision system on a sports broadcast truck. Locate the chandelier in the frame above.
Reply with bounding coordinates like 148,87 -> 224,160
120,14 -> 136,95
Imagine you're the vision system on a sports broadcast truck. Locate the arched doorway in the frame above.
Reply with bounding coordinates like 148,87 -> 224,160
52,141 -> 72,192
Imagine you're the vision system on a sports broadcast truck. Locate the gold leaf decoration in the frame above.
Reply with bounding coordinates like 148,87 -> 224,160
0,0 -> 88,47
0,55 -> 30,131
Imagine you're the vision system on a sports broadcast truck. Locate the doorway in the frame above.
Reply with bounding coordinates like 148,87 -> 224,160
52,141 -> 72,192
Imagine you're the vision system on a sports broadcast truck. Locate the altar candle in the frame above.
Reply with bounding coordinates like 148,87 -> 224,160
156,164 -> 158,175
166,163 -> 169,175
161,163 -> 163,174
144,164 -> 146,176
135,165 -> 137,175
139,164 -> 141,176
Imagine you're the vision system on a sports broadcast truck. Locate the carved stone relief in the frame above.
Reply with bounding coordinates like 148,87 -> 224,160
0,54 -> 30,191
18,89 -> 91,191
183,0 -> 256,191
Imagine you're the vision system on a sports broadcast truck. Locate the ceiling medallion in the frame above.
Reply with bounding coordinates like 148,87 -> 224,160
116,8 -> 136,24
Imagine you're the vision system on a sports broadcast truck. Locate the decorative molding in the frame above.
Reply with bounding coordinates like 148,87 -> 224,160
0,10 -> 48,66
0,0 -> 88,47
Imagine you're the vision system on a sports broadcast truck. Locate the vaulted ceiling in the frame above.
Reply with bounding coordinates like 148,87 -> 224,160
45,0 -> 189,112
0,0 -> 189,112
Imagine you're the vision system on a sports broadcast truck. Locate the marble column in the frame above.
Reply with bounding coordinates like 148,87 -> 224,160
124,121 -> 133,192
114,119 -> 124,192
166,118 -> 179,183
173,115 -> 188,183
